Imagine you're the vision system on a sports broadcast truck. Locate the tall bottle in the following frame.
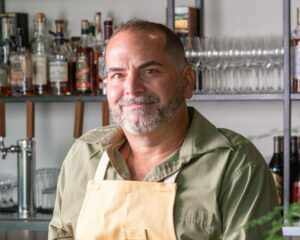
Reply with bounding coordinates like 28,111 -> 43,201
292,137 -> 300,203
75,19 -> 95,94
100,16 -> 114,95
104,16 -> 113,43
10,28 -> 33,96
0,17 -> 15,96
291,7 -> 300,93
269,136 -> 284,205
94,12 -> 105,95
30,12 -> 51,95
49,19 -> 71,95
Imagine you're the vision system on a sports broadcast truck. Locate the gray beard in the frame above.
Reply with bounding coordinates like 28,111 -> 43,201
110,81 -> 185,135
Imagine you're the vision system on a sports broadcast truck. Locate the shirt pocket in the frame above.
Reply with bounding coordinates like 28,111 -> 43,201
175,207 -> 215,240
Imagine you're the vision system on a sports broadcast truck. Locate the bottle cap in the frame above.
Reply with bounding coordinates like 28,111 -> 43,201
34,12 -> 46,22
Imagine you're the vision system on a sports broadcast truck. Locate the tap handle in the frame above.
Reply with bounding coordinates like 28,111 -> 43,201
26,101 -> 35,138
102,100 -> 109,126
74,100 -> 85,138
0,101 -> 5,138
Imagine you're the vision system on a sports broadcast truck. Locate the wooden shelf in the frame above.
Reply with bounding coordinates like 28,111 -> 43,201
0,95 -> 107,103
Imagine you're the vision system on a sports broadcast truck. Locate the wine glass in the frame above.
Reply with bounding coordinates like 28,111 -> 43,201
183,36 -> 204,93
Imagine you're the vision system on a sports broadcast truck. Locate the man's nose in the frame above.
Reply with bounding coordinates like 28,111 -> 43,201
125,72 -> 145,95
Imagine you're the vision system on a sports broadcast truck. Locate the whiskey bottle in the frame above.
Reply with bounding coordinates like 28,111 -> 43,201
49,19 -> 71,95
75,19 -> 95,94
269,136 -> 284,205
10,28 -> 33,96
30,12 -> 51,95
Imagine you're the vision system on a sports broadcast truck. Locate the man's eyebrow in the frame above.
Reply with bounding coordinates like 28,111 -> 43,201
107,61 -> 162,74
137,61 -> 162,70
107,67 -> 125,74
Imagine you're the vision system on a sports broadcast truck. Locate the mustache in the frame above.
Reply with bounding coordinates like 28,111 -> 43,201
118,95 -> 159,107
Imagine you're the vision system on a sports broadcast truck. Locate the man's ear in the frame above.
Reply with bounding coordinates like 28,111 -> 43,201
182,64 -> 196,99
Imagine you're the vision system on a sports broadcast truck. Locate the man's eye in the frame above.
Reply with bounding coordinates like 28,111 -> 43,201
146,69 -> 158,75
109,73 -> 125,80
142,68 -> 159,77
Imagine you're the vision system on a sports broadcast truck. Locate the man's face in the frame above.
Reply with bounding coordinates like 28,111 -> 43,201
105,30 -> 186,135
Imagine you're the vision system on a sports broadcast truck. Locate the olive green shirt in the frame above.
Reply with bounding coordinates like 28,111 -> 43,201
48,107 -> 279,239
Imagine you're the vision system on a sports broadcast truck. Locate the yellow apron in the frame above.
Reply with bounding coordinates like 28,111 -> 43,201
75,151 -> 178,240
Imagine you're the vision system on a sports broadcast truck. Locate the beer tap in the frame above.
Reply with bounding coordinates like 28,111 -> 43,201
0,100 -> 36,218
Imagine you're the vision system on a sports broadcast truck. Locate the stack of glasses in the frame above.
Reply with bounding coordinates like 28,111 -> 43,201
182,35 -> 284,94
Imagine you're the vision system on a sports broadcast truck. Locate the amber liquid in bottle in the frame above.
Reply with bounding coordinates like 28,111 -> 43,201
76,20 -> 95,94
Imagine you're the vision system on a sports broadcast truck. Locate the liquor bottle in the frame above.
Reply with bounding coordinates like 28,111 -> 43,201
292,137 -> 300,203
9,28 -> 33,96
269,136 -> 284,205
30,12 -> 51,95
291,7 -> 300,93
0,17 -> 16,65
0,17 -> 15,96
75,19 -> 95,94
49,19 -> 71,95
69,37 -> 80,93
100,16 -> 114,95
94,12 -> 106,95
104,16 -> 113,43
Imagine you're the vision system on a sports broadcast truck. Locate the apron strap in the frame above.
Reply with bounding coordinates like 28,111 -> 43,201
94,151 -> 110,181
94,151 -> 180,183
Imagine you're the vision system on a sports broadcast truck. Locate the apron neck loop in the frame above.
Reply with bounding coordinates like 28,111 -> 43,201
94,151 -> 180,183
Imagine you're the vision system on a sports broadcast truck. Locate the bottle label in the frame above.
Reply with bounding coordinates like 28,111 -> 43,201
76,55 -> 90,91
271,172 -> 283,205
32,54 -> 48,85
10,59 -> 32,85
49,61 -> 68,83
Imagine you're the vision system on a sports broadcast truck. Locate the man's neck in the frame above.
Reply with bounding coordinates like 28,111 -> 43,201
121,107 -> 190,180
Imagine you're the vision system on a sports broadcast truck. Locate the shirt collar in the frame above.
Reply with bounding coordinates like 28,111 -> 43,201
179,107 -> 233,165
76,107 -> 233,172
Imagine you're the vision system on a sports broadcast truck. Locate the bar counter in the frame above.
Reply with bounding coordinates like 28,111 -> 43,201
0,213 -> 50,239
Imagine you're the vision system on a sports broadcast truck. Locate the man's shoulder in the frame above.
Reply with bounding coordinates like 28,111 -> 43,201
217,128 -> 251,148
217,128 -> 266,167
77,125 -> 123,145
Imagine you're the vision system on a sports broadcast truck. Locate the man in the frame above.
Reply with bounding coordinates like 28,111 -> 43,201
49,19 -> 278,239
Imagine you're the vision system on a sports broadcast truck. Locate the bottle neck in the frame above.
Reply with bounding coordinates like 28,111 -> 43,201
273,137 -> 283,154
55,32 -> 64,47
2,23 -> 9,40
35,21 -> 46,37
80,30 -> 89,47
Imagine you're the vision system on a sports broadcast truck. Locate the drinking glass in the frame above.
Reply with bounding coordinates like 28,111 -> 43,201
183,36 -> 204,93
0,172 -> 17,208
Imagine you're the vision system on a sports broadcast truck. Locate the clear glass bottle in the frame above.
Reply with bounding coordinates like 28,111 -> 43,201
75,19 -> 95,94
49,19 -> 71,95
94,12 -> 106,95
30,12 -> 51,95
9,28 -> 33,96
0,17 -> 15,96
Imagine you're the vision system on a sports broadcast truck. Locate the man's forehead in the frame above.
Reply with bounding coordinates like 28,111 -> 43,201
107,29 -> 166,51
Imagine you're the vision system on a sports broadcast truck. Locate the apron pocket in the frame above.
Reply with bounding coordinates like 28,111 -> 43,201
123,227 -> 148,240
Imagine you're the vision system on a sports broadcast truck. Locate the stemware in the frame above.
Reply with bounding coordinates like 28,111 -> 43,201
183,36 -> 204,93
